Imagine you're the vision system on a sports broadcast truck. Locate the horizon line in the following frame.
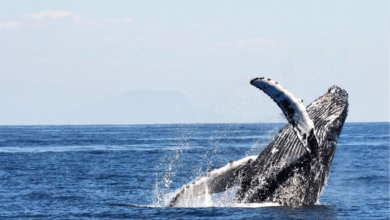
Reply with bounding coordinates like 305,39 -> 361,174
0,121 -> 388,127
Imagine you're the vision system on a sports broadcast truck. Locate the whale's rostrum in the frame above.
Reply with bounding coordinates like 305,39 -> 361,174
168,77 -> 348,207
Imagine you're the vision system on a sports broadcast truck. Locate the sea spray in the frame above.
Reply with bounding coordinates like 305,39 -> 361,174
153,123 -> 282,207
245,125 -> 280,157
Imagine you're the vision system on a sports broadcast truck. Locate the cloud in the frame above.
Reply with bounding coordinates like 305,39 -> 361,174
0,10 -> 73,30
0,21 -> 21,29
23,10 -> 73,20
0,10 -> 134,30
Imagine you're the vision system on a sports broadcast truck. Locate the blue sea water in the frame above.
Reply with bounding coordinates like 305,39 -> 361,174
0,122 -> 388,219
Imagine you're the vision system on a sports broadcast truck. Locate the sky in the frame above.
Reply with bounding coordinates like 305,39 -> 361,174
0,0 -> 388,125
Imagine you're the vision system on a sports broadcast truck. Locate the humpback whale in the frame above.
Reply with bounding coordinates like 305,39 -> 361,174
168,77 -> 349,207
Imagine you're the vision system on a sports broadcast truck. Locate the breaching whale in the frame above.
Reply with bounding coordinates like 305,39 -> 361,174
168,77 -> 349,207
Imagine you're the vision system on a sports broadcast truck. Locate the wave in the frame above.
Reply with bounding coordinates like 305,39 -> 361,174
0,145 -> 140,153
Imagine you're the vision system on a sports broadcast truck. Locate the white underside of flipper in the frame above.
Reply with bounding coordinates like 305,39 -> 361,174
168,155 -> 257,207
250,77 -> 316,152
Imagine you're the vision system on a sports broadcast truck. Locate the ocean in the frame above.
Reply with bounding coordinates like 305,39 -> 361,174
0,122 -> 388,219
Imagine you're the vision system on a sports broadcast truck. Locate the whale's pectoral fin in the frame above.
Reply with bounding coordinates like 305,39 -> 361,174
250,77 -> 319,154
168,156 -> 256,207
168,165 -> 238,207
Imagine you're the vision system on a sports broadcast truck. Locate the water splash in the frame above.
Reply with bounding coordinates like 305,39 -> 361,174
245,125 -> 279,157
152,123 -> 282,208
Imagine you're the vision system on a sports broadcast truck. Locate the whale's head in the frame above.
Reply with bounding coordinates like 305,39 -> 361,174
307,85 -> 349,166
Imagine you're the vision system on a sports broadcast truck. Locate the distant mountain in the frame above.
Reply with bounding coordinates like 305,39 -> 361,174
60,90 -> 223,125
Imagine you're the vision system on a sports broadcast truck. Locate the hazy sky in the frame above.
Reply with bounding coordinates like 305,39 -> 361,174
0,0 -> 388,125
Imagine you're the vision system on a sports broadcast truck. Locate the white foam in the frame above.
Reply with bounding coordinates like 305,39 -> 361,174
234,202 -> 280,208
164,186 -> 280,208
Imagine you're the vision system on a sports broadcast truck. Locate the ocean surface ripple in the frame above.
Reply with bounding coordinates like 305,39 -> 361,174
0,123 -> 388,219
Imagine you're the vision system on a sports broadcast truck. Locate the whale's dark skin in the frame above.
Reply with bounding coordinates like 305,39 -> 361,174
234,84 -> 348,206
169,78 -> 349,207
